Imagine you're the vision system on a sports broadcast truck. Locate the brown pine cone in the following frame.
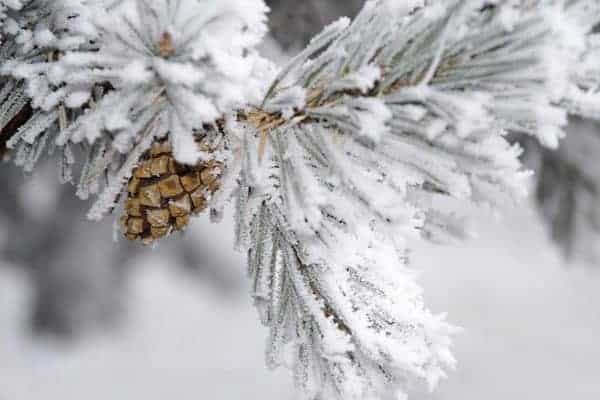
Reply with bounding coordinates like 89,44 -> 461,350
121,140 -> 224,245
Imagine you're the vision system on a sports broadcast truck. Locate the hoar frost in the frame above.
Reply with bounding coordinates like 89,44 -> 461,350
0,0 -> 599,400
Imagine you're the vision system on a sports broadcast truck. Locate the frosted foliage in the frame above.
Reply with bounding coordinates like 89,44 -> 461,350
33,0 -> 270,165
0,0 -> 97,176
4,0 -> 271,219
0,0 -> 94,53
1,1 -> 600,400
232,0 -> 600,398
234,126 -> 457,399
253,0 -> 585,256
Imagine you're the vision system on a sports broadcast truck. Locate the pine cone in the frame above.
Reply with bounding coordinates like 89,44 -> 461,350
121,140 -> 223,245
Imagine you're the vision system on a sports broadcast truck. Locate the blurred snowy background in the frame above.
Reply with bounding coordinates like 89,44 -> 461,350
1,1 -> 599,399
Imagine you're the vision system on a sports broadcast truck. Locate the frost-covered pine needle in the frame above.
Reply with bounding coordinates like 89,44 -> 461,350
1,1 -> 599,399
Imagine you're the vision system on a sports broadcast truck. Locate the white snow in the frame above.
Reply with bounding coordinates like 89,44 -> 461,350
1,203 -> 599,400
412,204 -> 600,400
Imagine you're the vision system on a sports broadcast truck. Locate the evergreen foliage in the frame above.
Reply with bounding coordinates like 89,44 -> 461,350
1,0 -> 599,399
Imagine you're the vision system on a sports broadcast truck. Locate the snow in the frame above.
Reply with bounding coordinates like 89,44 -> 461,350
0,266 -> 291,399
1,202 -> 599,400
0,215 -> 293,400
328,64 -> 382,94
352,97 -> 392,143
1,1 -> 599,399
413,204 -> 600,400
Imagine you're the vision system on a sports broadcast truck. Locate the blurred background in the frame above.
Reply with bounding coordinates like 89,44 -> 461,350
1,1 -> 599,399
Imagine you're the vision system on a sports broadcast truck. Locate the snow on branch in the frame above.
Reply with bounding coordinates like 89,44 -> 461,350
4,0 -> 272,218
238,201 -> 456,399
43,0 -> 269,161
233,0 -> 599,398
0,0 -> 599,399
0,0 -> 98,176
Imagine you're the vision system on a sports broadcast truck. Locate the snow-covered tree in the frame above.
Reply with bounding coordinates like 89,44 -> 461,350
1,0 -> 599,399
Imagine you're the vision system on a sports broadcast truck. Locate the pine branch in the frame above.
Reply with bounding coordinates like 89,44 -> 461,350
249,0 -> 572,243
1,1 -> 600,399
232,0 -> 600,398
0,0 -> 96,175
18,0 -> 271,218
237,199 -> 456,399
